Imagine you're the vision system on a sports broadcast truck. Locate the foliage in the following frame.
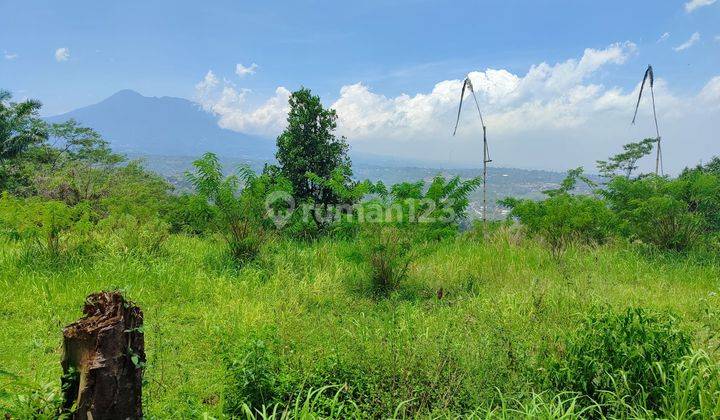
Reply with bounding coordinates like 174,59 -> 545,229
0,91 -> 47,193
545,307 -> 691,411
0,90 -> 46,162
682,155 -> 720,177
187,153 -> 263,262
541,167 -> 595,197
596,138 -> 657,178
96,214 -> 170,256
223,336 -> 284,416
360,224 -> 416,295
186,153 -> 292,261
275,88 -> 352,208
0,192 -> 93,257
47,119 -> 124,167
353,175 -> 482,240
601,173 -> 720,251
165,193 -> 217,235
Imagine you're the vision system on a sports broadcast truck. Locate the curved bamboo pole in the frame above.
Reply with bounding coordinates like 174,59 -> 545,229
453,77 -> 491,231
632,65 -> 663,175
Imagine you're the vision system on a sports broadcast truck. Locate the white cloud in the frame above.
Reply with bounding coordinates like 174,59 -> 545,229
196,42 -> 720,172
196,70 -> 220,95
657,32 -> 670,43
685,0 -> 716,12
196,70 -> 289,134
55,47 -> 70,62
698,76 -> 720,105
4,51 -> 18,60
674,32 -> 701,51
235,63 -> 259,77
715,35 -> 720,42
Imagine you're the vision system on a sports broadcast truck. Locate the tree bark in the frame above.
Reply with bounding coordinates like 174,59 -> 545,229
61,291 -> 145,419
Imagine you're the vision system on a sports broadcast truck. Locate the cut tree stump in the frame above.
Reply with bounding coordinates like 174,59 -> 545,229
61,291 -> 145,419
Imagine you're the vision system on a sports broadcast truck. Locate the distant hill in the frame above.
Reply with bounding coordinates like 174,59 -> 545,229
46,89 -> 275,159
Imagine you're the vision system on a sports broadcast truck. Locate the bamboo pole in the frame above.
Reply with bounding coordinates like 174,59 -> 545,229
453,77 -> 491,231
632,65 -> 663,175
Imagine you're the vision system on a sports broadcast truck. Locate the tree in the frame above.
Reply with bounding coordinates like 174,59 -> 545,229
682,156 -> 720,177
275,88 -> 352,206
0,90 -> 46,163
542,167 -> 596,197
48,119 -> 124,167
596,138 -> 657,179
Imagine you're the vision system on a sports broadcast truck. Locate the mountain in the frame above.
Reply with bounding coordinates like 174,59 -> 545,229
46,89 -> 275,159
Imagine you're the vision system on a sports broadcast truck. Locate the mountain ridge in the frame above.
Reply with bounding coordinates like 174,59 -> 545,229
46,89 -> 276,159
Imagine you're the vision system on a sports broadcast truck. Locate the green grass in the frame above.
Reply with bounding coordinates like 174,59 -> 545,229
1,230 -> 719,417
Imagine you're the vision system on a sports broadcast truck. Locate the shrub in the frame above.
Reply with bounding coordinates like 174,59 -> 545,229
223,337 -> 284,416
186,153 -> 288,263
625,195 -> 703,251
602,173 -> 719,251
359,224 -> 416,295
501,194 -> 617,254
0,192 -> 95,258
164,193 -> 217,235
545,307 -> 691,411
96,214 -> 169,255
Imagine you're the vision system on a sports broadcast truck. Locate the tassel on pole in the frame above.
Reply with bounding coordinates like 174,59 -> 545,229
632,65 -> 663,175
453,76 -> 491,231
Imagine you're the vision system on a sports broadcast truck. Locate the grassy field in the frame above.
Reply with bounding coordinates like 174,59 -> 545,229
1,229 -> 719,418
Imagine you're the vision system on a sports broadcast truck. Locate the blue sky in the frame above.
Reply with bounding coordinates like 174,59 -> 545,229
1,0 -> 719,171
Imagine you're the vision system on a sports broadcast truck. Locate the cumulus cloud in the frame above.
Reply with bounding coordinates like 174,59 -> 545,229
55,47 -> 70,62
674,32 -> 701,51
657,32 -> 670,43
4,51 -> 18,60
698,76 -> 720,105
196,42 -> 720,172
235,63 -> 259,76
685,0 -> 716,12
331,42 -> 638,140
196,70 -> 289,134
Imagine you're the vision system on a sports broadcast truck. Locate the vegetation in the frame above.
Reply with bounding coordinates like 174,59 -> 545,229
274,88 -> 352,209
1,89 -> 719,418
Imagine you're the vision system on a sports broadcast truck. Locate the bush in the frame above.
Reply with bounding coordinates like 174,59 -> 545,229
186,153 -> 287,263
223,337 -> 284,416
501,194 -> 617,254
0,192 -> 96,259
602,173 -> 720,251
360,224 -> 416,296
96,214 -> 169,255
164,193 -> 217,235
545,307 -> 691,411
625,195 -> 703,251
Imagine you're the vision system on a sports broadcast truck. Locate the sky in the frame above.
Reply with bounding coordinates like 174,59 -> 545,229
1,0 -> 719,172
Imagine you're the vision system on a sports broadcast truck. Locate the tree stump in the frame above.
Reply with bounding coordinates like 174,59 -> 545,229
61,291 -> 145,419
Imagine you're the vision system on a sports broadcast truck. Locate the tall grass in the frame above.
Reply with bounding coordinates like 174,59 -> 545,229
1,229 -> 718,417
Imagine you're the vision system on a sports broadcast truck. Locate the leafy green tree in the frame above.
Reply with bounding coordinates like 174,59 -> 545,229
596,138 -> 657,179
48,119 -> 123,167
0,91 -> 47,192
275,88 -> 352,206
0,90 -> 46,163
542,167 -> 596,197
